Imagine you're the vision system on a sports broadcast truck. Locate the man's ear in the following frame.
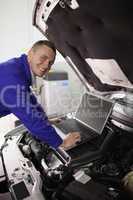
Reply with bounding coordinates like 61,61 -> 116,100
28,49 -> 34,60
28,49 -> 32,57
27,49 -> 34,65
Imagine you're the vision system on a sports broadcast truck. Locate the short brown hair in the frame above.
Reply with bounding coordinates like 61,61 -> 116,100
32,40 -> 56,54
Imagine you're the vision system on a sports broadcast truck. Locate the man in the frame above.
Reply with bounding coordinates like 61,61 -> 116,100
0,40 -> 80,150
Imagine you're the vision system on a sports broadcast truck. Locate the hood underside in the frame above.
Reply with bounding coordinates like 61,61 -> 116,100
33,0 -> 133,92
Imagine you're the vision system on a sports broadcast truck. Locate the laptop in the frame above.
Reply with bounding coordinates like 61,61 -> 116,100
53,93 -> 114,147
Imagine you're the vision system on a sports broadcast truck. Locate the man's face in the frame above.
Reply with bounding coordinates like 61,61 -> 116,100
28,45 -> 56,77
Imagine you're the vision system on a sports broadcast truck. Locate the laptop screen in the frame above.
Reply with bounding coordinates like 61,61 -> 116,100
75,93 -> 113,134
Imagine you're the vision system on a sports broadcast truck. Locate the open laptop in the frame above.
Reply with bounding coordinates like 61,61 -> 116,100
53,93 -> 114,147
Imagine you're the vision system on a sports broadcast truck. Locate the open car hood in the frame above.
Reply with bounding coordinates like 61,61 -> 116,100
33,0 -> 133,92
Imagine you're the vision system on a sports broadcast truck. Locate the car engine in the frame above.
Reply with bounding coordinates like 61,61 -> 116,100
1,93 -> 133,200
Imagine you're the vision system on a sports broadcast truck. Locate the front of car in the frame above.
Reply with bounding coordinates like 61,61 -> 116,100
1,0 -> 133,199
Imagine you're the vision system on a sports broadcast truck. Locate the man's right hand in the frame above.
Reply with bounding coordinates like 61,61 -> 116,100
60,132 -> 81,150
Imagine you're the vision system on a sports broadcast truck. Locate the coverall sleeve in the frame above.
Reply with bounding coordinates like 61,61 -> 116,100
1,83 -> 63,149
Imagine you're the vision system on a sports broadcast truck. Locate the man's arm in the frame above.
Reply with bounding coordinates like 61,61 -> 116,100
2,84 -> 80,149
2,84 -> 63,148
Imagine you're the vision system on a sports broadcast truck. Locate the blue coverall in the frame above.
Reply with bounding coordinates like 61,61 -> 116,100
0,54 -> 63,148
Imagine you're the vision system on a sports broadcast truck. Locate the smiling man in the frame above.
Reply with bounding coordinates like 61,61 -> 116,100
28,41 -> 56,77
0,40 -> 80,150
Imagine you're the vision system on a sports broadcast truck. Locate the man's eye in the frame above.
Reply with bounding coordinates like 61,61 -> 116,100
40,56 -> 47,62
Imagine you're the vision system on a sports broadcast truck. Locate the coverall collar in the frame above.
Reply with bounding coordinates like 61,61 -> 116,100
21,54 -> 32,85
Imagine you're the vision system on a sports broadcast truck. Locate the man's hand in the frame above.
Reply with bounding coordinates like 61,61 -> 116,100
60,132 -> 81,150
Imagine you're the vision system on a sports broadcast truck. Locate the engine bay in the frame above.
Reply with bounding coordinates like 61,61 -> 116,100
1,103 -> 133,200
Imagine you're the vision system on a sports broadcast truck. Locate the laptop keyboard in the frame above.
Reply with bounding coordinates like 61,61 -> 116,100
53,118 -> 98,144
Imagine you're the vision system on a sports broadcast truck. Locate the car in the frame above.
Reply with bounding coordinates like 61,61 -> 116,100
1,0 -> 133,199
